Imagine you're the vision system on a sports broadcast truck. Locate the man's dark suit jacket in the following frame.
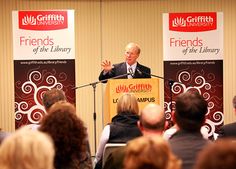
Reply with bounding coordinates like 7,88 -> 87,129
218,122 -> 236,138
99,62 -> 151,82
169,130 -> 209,169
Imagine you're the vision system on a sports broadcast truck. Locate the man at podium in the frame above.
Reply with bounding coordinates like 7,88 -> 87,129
99,42 -> 151,82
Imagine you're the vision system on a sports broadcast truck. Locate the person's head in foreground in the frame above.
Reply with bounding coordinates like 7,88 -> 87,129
174,91 -> 208,132
42,88 -> 67,112
138,103 -> 165,136
116,93 -> 139,115
124,136 -> 181,169
194,139 -> 236,169
39,101 -> 87,169
0,126 -> 55,169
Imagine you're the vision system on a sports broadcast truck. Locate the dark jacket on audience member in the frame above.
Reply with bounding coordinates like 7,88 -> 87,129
169,130 -> 209,169
95,112 -> 141,169
108,112 -> 142,143
218,122 -> 236,138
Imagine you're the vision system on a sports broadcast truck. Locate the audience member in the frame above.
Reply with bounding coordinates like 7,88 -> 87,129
103,103 -> 166,169
218,95 -> 236,138
42,88 -> 67,111
28,88 -> 67,130
94,93 -> 142,169
99,42 -> 151,82
0,126 -> 55,169
39,102 -> 92,169
124,136 -> 181,169
169,91 -> 209,169
138,103 -> 166,136
41,88 -> 92,168
194,139 -> 236,169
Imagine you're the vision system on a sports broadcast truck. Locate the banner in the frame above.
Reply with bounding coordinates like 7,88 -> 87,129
163,12 -> 223,138
13,10 -> 75,128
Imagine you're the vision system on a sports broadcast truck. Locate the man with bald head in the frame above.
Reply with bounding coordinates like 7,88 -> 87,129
99,42 -> 151,82
137,103 -> 165,136
103,103 -> 165,169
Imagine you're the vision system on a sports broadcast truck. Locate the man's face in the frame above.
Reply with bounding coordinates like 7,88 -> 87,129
125,45 -> 139,65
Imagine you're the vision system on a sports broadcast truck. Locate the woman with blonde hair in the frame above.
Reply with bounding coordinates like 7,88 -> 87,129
0,127 -> 55,169
124,136 -> 181,169
94,93 -> 142,169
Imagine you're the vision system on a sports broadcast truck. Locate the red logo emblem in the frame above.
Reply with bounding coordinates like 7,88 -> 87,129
19,11 -> 68,31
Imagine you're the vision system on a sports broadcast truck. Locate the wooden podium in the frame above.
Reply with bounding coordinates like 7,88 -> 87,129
104,78 -> 160,125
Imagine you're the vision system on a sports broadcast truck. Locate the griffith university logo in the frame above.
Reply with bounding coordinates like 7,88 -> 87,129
19,11 -> 68,30
172,17 -> 186,27
169,12 -> 217,32
115,83 -> 152,93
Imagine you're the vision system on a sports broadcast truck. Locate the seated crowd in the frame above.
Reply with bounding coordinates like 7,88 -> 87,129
0,89 -> 236,169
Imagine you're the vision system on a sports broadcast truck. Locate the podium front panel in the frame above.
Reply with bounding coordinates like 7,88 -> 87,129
104,78 -> 160,125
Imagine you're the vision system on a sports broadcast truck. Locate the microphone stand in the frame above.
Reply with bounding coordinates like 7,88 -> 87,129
72,72 -> 132,153
146,74 -> 175,112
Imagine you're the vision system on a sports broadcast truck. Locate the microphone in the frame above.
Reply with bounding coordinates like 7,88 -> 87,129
128,67 -> 134,77
136,68 -> 143,76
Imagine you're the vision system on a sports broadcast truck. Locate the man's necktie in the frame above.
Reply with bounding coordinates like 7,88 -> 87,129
128,67 -> 133,79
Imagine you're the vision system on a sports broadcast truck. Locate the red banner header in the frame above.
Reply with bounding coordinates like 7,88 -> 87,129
19,11 -> 68,31
169,12 -> 217,32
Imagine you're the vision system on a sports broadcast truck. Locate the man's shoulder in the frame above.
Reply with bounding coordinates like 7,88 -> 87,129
169,131 -> 209,152
221,122 -> 236,131
137,62 -> 150,71
169,130 -> 207,143
218,122 -> 236,138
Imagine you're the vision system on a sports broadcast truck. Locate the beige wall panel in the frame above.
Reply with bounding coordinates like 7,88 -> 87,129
75,1 -> 102,155
0,0 -> 16,132
0,0 -> 236,156
222,0 -> 236,124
